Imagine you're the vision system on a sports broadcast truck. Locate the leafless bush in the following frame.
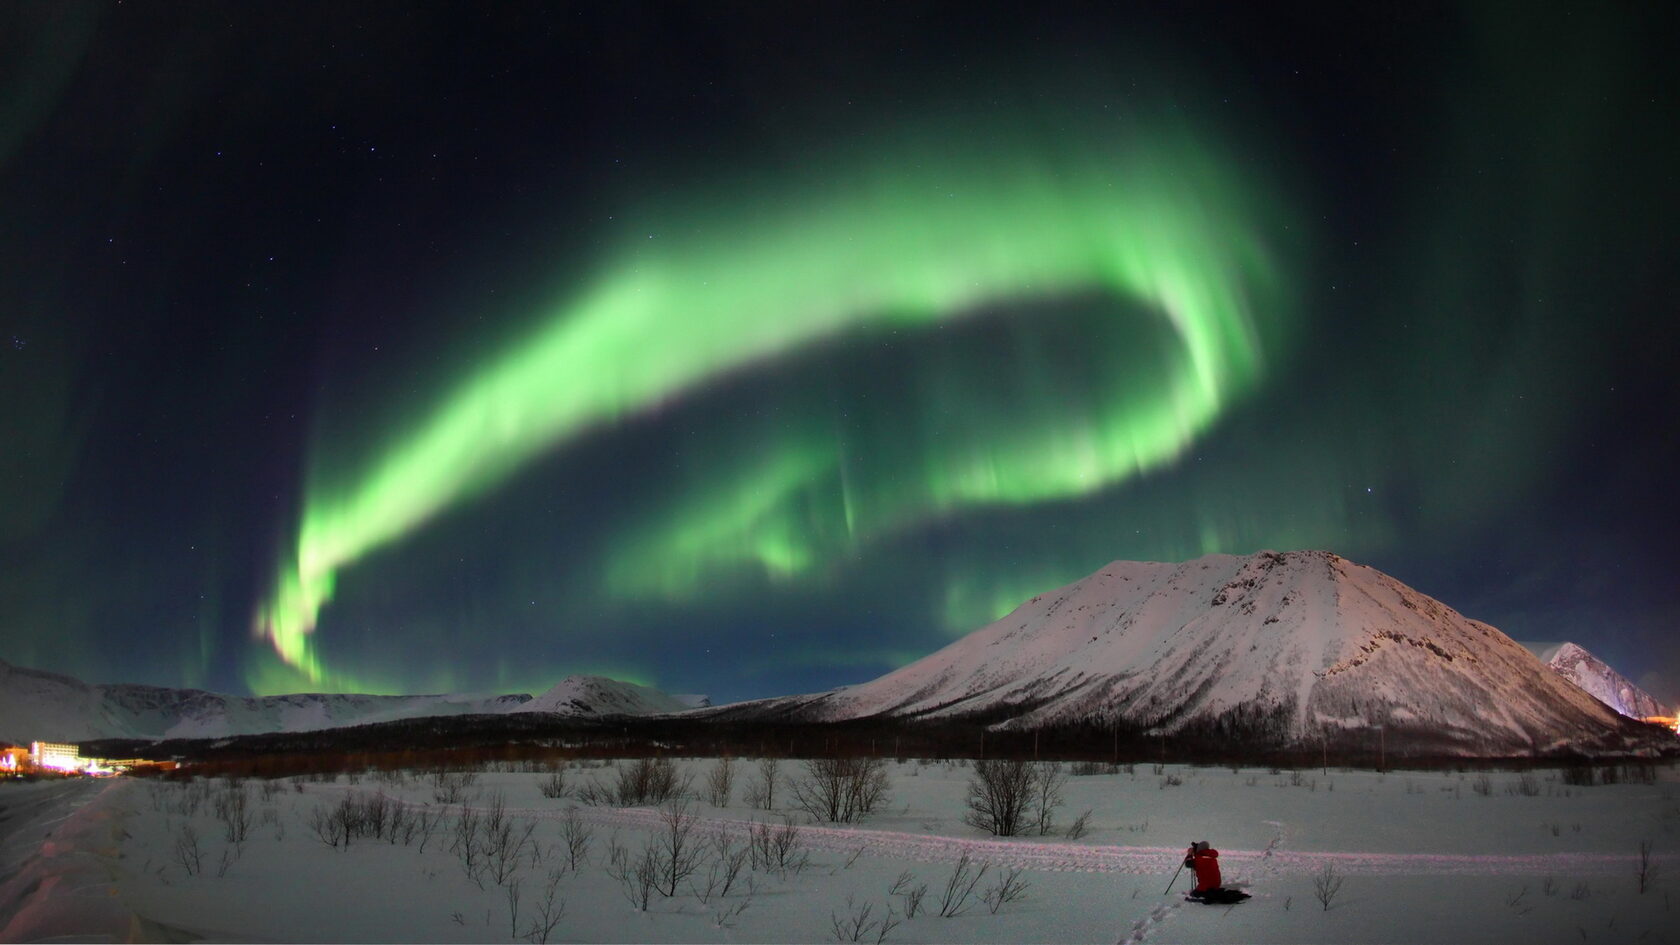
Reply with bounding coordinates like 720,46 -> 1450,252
713,891 -> 753,930
983,867 -> 1030,913
607,836 -> 660,911
213,783 -> 252,845
1507,773 -> 1540,797
652,801 -> 703,897
1472,773 -> 1493,796
963,759 -> 1036,836
1505,884 -> 1531,914
503,878 -> 522,936
748,816 -> 808,876
308,800 -> 348,848
1069,761 -> 1118,776
1065,809 -> 1093,840
558,808 -> 592,868
1158,774 -> 1183,789
744,757 -> 780,809
1639,839 -> 1657,893
889,870 -> 927,918
1313,862 -> 1343,910
521,868 -> 567,944
936,851 -> 988,917
450,804 -> 485,886
538,765 -> 569,800
705,756 -> 737,807
257,778 -> 285,801
596,757 -> 691,806
172,822 -> 203,875
574,777 -> 613,806
1032,763 -> 1067,835
431,769 -> 480,805
692,826 -> 749,903
790,757 -> 891,823
830,894 -> 897,943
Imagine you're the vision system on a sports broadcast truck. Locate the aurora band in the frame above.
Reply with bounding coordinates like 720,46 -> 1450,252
257,122 -> 1285,684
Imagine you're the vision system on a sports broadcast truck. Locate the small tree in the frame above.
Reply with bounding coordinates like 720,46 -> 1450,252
745,757 -> 780,810
963,759 -> 1036,836
963,760 -> 1066,837
1313,862 -> 1343,911
705,757 -> 736,807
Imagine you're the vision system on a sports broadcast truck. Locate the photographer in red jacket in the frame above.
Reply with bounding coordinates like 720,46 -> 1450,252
1182,841 -> 1249,904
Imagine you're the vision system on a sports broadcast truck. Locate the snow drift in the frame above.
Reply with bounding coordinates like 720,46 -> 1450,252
723,551 -> 1657,754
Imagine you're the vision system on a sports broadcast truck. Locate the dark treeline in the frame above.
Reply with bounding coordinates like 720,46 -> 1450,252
81,705 -> 1678,781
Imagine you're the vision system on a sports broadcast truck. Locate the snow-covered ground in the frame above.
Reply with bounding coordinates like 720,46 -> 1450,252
3,759 -> 1677,943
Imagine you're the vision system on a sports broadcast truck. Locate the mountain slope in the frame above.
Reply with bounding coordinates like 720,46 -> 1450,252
1538,642 -> 1670,719
516,675 -> 705,717
727,551 -> 1655,754
0,660 -> 535,744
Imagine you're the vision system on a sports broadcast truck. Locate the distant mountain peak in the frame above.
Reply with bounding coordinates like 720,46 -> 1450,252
721,550 -> 1659,755
1543,642 -> 1670,719
518,675 -> 701,717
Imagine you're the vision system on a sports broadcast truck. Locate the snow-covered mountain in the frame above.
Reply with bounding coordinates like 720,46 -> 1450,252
0,659 -> 538,744
1531,642 -> 1670,720
516,675 -> 708,717
721,551 -> 1655,754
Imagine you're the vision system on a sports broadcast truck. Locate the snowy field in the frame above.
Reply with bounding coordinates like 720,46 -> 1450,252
2,759 -> 1677,943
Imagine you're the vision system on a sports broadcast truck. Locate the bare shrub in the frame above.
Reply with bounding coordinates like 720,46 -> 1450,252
1065,809 -> 1094,840
653,801 -> 703,897
1069,761 -> 1118,776
558,808 -> 593,868
790,757 -> 891,824
1507,773 -> 1540,797
172,823 -> 203,875
744,756 -> 781,809
609,757 -> 691,806
308,800 -> 348,848
936,851 -> 988,917
830,894 -> 893,943
538,765 -> 569,800
1158,774 -> 1183,789
1031,763 -> 1067,835
1472,773 -> 1493,796
521,868 -> 567,944
432,769 -> 480,804
450,804 -> 485,886
889,870 -> 928,918
1313,862 -> 1344,911
607,837 -> 660,911
748,816 -> 808,876
705,756 -> 737,807
212,783 -> 252,846
962,759 -> 1036,836
983,867 -> 1030,913
1639,839 -> 1657,893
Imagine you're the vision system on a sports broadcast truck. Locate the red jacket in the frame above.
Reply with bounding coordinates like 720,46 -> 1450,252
1186,847 -> 1221,893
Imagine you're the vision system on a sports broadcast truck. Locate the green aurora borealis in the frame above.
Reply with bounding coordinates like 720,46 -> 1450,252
2,3 -> 1676,704
259,121 -> 1285,687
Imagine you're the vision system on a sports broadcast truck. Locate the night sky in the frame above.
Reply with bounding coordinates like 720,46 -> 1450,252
2,3 -> 1676,706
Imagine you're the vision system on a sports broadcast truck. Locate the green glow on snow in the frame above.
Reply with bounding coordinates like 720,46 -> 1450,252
257,118 -> 1285,683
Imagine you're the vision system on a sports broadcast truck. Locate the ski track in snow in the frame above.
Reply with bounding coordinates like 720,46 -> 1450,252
361,790 -> 1669,878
